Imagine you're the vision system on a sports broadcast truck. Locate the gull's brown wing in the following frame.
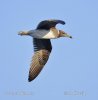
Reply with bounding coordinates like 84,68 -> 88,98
28,38 -> 52,82
36,19 -> 65,30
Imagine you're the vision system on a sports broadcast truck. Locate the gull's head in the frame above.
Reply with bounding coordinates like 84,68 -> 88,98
59,30 -> 72,39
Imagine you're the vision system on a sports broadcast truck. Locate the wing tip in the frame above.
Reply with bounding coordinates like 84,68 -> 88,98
62,21 -> 66,25
28,75 -> 37,82
28,77 -> 33,82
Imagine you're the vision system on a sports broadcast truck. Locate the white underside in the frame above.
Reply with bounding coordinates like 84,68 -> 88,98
28,29 -> 59,39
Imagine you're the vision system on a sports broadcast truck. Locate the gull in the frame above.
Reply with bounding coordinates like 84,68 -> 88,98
18,19 -> 72,82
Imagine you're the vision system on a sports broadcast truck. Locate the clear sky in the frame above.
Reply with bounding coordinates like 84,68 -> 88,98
0,0 -> 98,100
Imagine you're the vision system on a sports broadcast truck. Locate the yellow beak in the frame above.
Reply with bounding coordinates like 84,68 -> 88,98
63,33 -> 72,38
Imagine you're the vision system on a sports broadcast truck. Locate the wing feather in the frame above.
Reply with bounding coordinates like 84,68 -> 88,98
37,19 -> 65,30
28,50 -> 50,82
28,38 -> 52,82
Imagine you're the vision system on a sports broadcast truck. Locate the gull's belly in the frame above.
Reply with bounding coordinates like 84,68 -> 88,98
29,29 -> 59,39
42,30 -> 59,39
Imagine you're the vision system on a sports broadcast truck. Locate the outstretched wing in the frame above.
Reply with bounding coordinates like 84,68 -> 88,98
28,38 -> 52,82
37,19 -> 65,30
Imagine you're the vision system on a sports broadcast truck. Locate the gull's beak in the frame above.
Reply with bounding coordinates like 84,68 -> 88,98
59,30 -> 72,39
63,33 -> 72,39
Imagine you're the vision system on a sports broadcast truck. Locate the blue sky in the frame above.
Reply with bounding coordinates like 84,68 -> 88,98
0,0 -> 98,100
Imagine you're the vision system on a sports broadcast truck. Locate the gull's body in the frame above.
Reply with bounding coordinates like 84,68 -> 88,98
19,19 -> 72,82
28,28 -> 59,39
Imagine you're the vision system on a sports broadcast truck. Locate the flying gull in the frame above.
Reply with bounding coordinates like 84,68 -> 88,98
18,19 -> 72,82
